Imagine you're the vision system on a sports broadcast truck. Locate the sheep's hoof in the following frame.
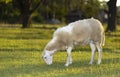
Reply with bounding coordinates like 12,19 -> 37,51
69,61 -> 72,64
97,61 -> 101,65
65,64 -> 69,67
89,62 -> 93,65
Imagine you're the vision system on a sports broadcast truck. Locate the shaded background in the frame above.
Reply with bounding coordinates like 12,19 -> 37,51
0,0 -> 120,31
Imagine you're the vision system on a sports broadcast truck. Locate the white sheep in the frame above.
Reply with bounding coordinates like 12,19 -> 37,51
42,18 -> 105,66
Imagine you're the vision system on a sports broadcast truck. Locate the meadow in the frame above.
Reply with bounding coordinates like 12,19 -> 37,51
0,24 -> 120,77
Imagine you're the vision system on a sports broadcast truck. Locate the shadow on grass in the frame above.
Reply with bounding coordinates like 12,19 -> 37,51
0,59 -> 90,77
106,33 -> 120,38
0,48 -> 41,52
103,47 -> 120,54
58,68 -> 120,77
32,26 -> 58,30
102,58 -> 120,64
0,55 -> 119,77
0,33 -> 48,39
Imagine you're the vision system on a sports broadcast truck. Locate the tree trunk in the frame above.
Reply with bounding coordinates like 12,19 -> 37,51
106,0 -> 117,32
18,0 -> 43,28
20,13 -> 31,28
19,10 -> 31,28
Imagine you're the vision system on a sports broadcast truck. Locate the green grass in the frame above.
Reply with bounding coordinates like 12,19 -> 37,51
0,24 -> 120,77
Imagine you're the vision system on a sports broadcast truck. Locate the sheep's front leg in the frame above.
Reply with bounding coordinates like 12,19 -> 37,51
65,46 -> 73,67
89,42 -> 96,64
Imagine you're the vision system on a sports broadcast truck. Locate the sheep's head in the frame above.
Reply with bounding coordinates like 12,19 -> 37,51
42,50 -> 54,65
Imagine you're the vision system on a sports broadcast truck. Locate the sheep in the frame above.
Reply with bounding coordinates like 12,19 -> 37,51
42,18 -> 105,66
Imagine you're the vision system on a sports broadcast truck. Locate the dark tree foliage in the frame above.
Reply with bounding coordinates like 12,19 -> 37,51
0,0 -> 101,28
12,0 -> 46,28
0,1 -> 19,23
106,0 -> 117,32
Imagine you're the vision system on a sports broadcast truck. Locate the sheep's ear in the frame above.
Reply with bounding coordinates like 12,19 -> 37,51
49,51 -> 54,56
50,49 -> 56,56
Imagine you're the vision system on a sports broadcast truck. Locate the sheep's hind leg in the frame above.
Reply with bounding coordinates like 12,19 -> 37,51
89,41 -> 96,64
96,42 -> 102,64
65,46 -> 73,67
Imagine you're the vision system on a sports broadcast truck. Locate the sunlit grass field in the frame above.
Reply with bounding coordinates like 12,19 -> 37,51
0,24 -> 120,77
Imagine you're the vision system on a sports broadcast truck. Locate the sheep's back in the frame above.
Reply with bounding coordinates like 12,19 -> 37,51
71,18 -> 104,44
71,19 -> 92,43
53,18 -> 104,46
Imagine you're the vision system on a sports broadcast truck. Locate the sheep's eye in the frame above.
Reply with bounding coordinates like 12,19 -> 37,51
44,57 -> 47,59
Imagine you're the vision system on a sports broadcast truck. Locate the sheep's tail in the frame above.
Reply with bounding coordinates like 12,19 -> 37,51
101,32 -> 105,46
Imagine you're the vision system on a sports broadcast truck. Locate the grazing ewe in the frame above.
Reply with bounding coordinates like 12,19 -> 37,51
42,18 -> 105,66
